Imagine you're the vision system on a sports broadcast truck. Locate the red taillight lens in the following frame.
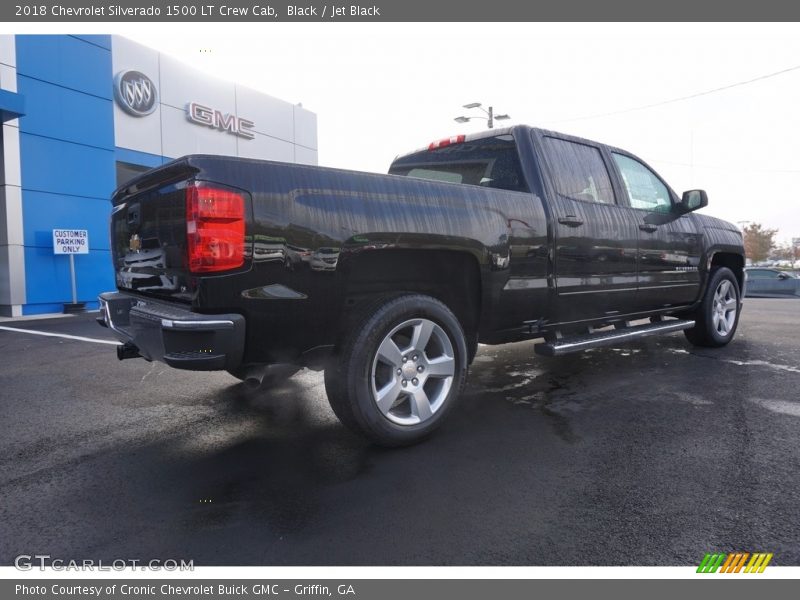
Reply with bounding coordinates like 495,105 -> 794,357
186,184 -> 245,273
428,134 -> 466,151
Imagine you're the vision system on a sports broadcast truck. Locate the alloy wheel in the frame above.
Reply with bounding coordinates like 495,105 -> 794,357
370,318 -> 455,426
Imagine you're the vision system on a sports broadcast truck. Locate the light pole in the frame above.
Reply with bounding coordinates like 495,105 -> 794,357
454,102 -> 510,129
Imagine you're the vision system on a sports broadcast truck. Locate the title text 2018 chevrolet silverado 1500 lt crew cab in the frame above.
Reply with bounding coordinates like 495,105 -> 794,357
99,126 -> 745,446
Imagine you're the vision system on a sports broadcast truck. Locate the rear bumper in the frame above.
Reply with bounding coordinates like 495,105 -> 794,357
98,291 -> 245,370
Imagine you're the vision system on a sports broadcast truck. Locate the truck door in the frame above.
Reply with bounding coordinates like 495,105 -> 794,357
609,152 -> 703,310
538,135 -> 640,322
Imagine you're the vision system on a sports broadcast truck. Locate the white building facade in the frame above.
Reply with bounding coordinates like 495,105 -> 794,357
0,34 -> 318,316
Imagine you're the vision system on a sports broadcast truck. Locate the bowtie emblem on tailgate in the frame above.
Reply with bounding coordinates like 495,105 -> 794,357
129,234 -> 141,252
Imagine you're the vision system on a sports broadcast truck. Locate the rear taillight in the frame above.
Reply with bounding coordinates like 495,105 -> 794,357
185,183 -> 245,273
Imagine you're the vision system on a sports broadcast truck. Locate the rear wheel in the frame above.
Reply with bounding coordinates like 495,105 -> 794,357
684,266 -> 742,347
466,331 -> 479,365
325,294 -> 468,446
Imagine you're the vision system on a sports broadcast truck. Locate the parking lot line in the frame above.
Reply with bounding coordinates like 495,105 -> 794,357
0,325 -> 121,345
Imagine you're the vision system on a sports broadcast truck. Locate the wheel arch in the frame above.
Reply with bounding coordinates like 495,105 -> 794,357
338,248 -> 483,341
708,250 -> 745,293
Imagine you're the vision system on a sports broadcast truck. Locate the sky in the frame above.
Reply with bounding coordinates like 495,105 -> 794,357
50,23 -> 800,243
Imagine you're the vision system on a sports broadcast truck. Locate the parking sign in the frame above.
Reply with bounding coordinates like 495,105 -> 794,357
53,229 -> 89,254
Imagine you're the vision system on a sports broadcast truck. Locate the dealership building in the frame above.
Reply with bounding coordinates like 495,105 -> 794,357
0,34 -> 318,316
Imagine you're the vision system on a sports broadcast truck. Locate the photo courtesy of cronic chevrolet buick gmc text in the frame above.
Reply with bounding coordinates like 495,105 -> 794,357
98,126 -> 745,446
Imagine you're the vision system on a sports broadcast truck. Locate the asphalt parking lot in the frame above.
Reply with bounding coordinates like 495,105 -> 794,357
1,298 -> 798,566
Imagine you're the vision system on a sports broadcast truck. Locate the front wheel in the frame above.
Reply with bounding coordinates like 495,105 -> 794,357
324,294 -> 468,446
684,266 -> 742,347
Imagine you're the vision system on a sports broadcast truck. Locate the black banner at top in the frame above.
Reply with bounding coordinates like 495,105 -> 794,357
5,0 -> 800,22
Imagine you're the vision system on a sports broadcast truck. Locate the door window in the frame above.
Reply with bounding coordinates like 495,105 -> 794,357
543,137 -> 616,205
612,153 -> 672,212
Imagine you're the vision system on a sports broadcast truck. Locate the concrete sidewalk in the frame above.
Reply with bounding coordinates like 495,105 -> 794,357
0,309 -> 100,324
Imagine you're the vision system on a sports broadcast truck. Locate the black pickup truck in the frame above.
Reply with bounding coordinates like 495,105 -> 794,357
99,125 -> 745,445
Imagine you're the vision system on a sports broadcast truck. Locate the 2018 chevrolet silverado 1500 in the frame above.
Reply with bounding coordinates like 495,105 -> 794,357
99,126 -> 745,445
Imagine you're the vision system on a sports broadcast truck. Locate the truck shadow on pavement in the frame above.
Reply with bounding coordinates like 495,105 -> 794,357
8,326 -> 789,565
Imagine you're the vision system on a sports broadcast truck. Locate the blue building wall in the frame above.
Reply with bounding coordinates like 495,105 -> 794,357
16,35 -> 116,314
9,34 -> 306,316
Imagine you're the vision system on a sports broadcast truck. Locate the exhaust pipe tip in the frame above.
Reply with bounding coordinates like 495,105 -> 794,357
239,364 -> 300,391
244,369 -> 267,390
117,342 -> 140,361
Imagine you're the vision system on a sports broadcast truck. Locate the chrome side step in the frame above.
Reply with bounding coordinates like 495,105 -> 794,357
534,319 -> 695,357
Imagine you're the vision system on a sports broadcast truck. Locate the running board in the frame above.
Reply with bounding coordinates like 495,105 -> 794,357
534,319 -> 695,357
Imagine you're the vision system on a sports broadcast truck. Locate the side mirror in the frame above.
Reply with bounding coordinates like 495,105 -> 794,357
679,189 -> 708,213
777,272 -> 790,280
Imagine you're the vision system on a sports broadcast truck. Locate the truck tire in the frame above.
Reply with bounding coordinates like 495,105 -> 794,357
324,294 -> 468,446
466,331 -> 479,365
684,266 -> 742,347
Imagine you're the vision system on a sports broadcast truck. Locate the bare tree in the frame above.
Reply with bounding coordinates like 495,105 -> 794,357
771,243 -> 795,261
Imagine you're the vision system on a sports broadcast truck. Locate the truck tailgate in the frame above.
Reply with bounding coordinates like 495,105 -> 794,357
111,184 -> 195,302
111,164 -> 196,303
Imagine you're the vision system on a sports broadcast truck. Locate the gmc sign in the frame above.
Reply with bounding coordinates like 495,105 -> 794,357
186,102 -> 256,140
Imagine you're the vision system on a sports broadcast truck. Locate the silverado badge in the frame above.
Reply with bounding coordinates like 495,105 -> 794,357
129,233 -> 141,252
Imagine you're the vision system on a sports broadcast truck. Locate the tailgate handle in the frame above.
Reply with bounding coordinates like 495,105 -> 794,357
639,223 -> 658,233
558,215 -> 583,227
127,202 -> 141,228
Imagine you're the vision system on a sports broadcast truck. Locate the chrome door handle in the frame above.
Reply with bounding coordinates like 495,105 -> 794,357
558,215 -> 584,227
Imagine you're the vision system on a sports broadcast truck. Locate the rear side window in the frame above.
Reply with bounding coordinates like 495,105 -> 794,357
389,134 -> 528,192
543,137 -> 615,204
612,153 -> 672,212
405,167 -> 475,185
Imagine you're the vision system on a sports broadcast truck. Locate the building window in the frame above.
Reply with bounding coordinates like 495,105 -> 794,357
116,161 -> 151,187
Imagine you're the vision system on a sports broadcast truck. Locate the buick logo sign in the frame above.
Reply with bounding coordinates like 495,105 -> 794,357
114,70 -> 157,117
